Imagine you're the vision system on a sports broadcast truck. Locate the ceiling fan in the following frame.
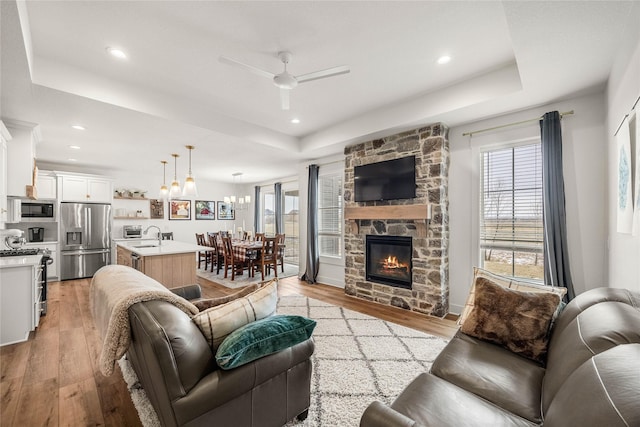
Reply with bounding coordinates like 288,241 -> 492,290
219,51 -> 350,110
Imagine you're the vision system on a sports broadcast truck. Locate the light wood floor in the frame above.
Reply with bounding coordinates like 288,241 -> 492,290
0,274 -> 457,426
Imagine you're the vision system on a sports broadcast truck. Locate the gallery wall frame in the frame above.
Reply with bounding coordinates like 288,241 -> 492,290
195,200 -> 215,220
150,199 -> 164,219
169,200 -> 191,220
217,201 -> 235,220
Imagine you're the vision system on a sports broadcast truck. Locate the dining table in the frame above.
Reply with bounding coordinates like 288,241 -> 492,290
225,239 -> 285,279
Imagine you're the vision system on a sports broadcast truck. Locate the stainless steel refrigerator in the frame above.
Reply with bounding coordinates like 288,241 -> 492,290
59,202 -> 112,280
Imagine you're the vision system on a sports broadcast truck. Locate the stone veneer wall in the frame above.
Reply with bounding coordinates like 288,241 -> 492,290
343,123 -> 449,317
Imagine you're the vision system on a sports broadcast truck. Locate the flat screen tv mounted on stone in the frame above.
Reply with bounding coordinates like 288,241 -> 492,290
354,156 -> 416,202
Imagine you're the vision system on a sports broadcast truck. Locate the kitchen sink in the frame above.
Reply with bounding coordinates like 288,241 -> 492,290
132,244 -> 158,248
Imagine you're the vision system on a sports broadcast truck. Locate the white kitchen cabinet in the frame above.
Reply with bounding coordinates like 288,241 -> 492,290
4,120 -> 40,198
36,173 -> 57,200
59,174 -> 113,203
0,260 -> 41,346
0,123 -> 8,224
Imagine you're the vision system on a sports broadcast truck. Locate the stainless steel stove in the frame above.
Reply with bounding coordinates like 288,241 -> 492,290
0,249 -> 40,257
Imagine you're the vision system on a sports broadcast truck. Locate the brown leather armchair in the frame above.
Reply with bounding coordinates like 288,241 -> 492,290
126,284 -> 314,427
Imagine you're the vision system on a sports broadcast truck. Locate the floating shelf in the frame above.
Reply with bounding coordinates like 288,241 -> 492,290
344,204 -> 431,237
114,216 -> 149,220
114,196 -> 148,200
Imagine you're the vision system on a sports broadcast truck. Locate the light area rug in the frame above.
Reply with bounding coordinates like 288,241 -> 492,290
196,263 -> 299,289
118,294 -> 449,427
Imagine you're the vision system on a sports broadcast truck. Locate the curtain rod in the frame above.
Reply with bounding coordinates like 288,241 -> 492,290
462,110 -> 574,137
613,94 -> 640,137
305,159 -> 344,168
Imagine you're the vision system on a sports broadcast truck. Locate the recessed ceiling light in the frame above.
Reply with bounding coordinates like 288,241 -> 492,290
71,125 -> 86,130
68,145 -> 81,150
68,158 -> 78,162
291,118 -> 300,124
437,55 -> 451,65
106,47 -> 127,59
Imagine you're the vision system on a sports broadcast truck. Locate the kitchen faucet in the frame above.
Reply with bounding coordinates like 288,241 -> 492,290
144,225 -> 163,246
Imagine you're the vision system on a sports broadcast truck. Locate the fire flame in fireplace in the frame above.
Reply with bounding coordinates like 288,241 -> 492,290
382,255 -> 408,270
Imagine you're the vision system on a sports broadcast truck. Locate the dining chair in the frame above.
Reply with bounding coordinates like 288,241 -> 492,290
255,233 -> 265,242
257,237 -> 278,281
221,236 -> 249,280
195,233 -> 211,270
275,233 -> 286,273
208,233 -> 224,274
161,232 -> 174,240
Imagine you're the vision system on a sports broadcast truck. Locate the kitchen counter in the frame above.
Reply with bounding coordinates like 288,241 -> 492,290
24,241 -> 58,245
0,254 -> 42,268
1,254 -> 43,346
115,240 -> 209,288
115,240 -> 210,256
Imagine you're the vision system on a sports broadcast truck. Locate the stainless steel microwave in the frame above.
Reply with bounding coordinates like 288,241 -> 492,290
20,201 -> 56,221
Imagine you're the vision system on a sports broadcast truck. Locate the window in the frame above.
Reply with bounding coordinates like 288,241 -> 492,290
262,192 -> 275,235
283,188 -> 300,265
480,142 -> 544,280
318,173 -> 343,258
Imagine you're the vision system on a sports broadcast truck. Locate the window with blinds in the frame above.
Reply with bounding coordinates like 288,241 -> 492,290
480,142 -> 544,280
318,173 -> 343,258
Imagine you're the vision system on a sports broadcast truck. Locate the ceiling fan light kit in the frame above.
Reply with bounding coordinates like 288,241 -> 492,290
219,50 -> 350,110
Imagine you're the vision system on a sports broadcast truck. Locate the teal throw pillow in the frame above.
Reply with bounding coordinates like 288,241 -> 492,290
215,315 -> 316,370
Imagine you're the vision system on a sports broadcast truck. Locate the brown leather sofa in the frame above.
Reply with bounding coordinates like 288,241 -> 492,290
126,284 -> 314,427
360,287 -> 640,427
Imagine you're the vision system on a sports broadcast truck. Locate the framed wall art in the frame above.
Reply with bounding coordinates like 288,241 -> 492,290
149,199 -> 164,219
169,200 -> 191,220
217,201 -> 235,220
195,200 -> 215,220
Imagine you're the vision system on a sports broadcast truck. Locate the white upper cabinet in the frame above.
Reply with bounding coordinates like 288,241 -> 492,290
4,120 -> 39,198
58,173 -> 113,203
0,122 -> 9,223
36,172 -> 57,200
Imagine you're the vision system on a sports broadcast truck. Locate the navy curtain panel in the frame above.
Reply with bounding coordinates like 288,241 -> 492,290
254,186 -> 261,233
274,182 -> 283,234
301,165 -> 319,284
540,111 -> 575,300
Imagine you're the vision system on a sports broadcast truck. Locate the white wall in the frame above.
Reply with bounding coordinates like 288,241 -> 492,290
297,154 -> 346,287
607,31 -> 640,294
44,166 -> 246,243
448,91 -> 608,313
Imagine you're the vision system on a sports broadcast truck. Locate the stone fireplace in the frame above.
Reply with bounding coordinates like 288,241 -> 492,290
343,123 -> 449,317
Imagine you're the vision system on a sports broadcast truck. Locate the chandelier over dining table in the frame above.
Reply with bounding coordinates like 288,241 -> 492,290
224,172 -> 251,209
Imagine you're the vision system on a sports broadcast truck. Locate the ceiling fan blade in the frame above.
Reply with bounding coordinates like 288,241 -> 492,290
297,65 -> 350,84
280,88 -> 290,110
219,56 -> 275,79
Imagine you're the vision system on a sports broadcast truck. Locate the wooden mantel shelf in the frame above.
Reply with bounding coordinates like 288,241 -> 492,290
345,204 -> 431,237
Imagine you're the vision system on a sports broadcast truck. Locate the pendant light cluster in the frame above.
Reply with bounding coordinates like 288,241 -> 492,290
160,145 -> 198,200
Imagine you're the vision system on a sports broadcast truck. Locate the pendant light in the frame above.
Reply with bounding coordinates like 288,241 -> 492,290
159,160 -> 169,200
182,145 -> 198,197
169,153 -> 182,199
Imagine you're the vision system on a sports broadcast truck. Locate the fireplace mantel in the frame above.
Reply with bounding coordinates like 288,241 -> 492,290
344,204 -> 431,237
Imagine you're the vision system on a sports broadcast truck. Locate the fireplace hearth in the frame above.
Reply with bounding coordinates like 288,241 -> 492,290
366,235 -> 412,289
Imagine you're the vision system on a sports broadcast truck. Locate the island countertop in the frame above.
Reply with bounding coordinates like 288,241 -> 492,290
115,240 -> 210,257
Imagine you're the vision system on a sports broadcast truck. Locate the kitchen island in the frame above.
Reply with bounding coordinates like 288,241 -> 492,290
115,240 -> 210,288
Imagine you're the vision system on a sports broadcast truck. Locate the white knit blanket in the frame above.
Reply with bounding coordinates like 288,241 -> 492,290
90,265 -> 198,376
